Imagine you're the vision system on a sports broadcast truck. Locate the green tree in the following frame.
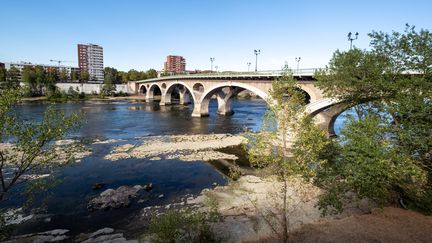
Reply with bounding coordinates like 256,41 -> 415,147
118,71 -> 128,83
128,69 -> 140,81
146,69 -> 158,79
45,68 -> 59,93
71,70 -> 78,81
104,67 -> 119,84
245,68 -> 335,241
100,82 -> 116,97
59,68 -> 69,81
0,88 -> 81,202
22,66 -> 37,95
7,67 -> 20,87
34,65 -> 46,94
0,66 -> 6,83
315,24 -> 432,213
80,70 -> 90,82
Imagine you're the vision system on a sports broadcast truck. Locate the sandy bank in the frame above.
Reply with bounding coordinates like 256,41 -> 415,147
104,134 -> 245,162
188,175 -> 326,242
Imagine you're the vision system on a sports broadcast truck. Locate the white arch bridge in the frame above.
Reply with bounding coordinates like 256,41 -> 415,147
127,70 -> 344,136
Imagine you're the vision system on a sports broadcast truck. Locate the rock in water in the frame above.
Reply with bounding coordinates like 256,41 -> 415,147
88,185 -> 143,210
143,182 -> 153,191
92,183 -> 105,190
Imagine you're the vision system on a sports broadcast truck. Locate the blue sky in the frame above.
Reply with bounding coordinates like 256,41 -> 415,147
1,0 -> 431,71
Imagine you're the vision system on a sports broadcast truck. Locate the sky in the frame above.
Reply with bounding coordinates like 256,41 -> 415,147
1,0 -> 431,72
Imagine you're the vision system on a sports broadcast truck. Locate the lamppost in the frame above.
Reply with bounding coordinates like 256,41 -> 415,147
215,65 -> 218,72
247,62 -> 251,72
347,32 -> 359,50
295,57 -> 301,75
254,49 -> 261,72
210,57 -> 215,72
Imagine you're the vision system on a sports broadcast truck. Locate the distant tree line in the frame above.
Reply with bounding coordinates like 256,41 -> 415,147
104,67 -> 158,84
0,65 -> 21,87
0,65 -> 158,92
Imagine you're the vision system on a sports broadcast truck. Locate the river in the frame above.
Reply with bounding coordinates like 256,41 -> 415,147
2,98 -> 349,238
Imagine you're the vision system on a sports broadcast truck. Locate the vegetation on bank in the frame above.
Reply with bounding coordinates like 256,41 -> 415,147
0,88 -> 84,240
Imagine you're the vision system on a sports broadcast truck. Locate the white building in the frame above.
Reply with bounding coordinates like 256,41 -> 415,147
78,43 -> 104,83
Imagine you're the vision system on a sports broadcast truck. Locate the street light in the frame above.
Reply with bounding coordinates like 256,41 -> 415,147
347,32 -> 359,50
210,57 -> 215,72
247,62 -> 251,72
295,57 -> 301,75
215,65 -> 218,72
254,50 -> 261,72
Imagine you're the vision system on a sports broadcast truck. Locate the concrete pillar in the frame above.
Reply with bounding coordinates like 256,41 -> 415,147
159,91 -> 170,106
192,102 -> 209,117
179,89 -> 191,105
215,87 -> 239,116
216,91 -> 234,116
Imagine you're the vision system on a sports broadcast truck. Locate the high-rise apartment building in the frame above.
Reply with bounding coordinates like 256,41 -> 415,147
78,43 -> 104,82
164,55 -> 186,74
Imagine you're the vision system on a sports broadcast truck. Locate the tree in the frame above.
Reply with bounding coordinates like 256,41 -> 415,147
7,67 -> 20,87
71,70 -> 78,81
118,71 -> 129,83
34,65 -> 46,94
104,67 -> 119,84
0,88 -> 81,202
315,24 -> 432,213
244,68 -> 335,241
146,69 -> 158,79
128,69 -> 140,81
22,66 -> 37,95
80,70 -> 90,82
100,82 -> 116,97
59,68 -> 69,82
45,68 -> 59,93
0,66 -> 6,84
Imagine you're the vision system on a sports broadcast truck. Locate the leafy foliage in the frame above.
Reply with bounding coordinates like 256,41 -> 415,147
0,88 -> 82,202
244,67 -> 336,241
315,25 -> 432,213
148,209 -> 218,243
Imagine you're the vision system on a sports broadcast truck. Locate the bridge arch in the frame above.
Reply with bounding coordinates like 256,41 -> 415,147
192,82 -> 270,117
162,82 -> 195,105
193,83 -> 205,92
139,85 -> 147,95
147,83 -> 162,100
305,98 -> 350,136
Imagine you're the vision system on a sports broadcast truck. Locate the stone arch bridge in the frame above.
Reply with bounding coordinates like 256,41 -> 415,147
127,70 -> 343,136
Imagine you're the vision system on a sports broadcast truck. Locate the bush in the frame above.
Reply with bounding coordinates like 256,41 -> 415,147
148,209 -> 218,243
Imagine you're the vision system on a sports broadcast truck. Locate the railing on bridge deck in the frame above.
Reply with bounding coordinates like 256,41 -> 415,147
173,68 -> 320,77
135,68 -> 322,83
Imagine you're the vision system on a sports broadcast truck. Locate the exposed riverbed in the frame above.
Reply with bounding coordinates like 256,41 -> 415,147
2,98 -> 352,241
1,99 -> 267,240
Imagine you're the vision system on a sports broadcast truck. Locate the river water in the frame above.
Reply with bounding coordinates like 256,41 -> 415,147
3,98 -> 348,237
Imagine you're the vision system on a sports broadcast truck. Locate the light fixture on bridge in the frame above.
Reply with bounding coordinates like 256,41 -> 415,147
295,57 -> 301,76
210,57 -> 215,72
254,50 -> 261,72
347,32 -> 359,50
247,62 -> 251,72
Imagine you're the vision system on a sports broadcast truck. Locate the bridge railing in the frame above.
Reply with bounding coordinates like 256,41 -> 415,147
136,68 -> 323,83
181,68 -> 320,77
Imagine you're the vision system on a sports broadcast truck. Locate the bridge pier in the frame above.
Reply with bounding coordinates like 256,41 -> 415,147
216,89 -> 234,116
179,89 -> 191,105
192,103 -> 209,117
